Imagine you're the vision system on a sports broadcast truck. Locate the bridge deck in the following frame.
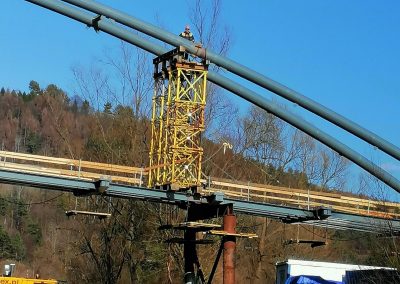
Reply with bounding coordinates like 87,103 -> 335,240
0,150 -> 399,231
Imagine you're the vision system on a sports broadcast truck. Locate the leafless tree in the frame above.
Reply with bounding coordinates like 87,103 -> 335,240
72,64 -> 111,112
236,105 -> 302,184
294,131 -> 319,184
101,42 -> 153,118
188,0 -> 238,140
316,148 -> 349,190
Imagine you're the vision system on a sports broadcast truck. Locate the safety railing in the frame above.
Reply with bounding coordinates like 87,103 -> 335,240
1,151 -> 399,218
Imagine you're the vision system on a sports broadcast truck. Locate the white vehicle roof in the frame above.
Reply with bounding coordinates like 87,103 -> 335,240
276,259 -> 392,271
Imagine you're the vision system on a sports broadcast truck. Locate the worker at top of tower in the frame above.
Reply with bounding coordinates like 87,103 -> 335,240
179,25 -> 195,42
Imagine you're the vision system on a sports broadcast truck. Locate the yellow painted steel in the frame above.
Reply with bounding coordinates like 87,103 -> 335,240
149,54 -> 207,189
0,276 -> 58,284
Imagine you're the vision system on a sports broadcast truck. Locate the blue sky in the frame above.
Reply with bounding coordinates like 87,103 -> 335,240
1,1 -> 400,197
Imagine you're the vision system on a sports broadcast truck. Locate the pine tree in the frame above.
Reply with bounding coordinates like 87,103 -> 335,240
104,102 -> 112,114
29,80 -> 41,95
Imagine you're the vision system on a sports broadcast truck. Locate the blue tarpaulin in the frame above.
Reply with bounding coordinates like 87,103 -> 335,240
285,275 -> 343,284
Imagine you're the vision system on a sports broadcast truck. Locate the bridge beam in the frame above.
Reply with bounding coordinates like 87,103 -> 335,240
0,168 -> 399,234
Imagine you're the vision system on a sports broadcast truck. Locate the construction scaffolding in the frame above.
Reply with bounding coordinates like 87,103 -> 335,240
148,47 -> 208,190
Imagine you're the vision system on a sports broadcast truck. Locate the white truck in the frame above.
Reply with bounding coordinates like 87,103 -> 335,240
275,259 -> 395,284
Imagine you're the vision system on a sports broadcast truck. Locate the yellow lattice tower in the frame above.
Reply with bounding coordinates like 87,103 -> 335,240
148,47 -> 208,190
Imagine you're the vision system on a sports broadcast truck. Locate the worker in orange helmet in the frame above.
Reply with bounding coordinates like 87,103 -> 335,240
179,25 -> 195,42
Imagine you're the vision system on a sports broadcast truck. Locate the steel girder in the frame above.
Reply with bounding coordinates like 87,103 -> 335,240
0,167 -> 399,234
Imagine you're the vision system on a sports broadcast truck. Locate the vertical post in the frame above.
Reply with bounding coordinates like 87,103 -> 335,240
223,205 -> 236,284
139,168 -> 143,187
78,159 -> 82,178
184,229 -> 196,284
247,181 -> 250,201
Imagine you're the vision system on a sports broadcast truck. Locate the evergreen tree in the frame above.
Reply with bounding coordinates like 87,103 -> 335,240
29,80 -> 41,96
81,100 -> 90,114
71,99 -> 78,114
10,233 -> 25,260
27,221 -> 42,245
45,84 -> 68,103
104,102 -> 112,114
0,197 -> 7,216
0,226 -> 12,258
25,133 -> 42,154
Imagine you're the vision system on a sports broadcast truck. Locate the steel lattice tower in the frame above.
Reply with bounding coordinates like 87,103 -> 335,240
149,47 -> 208,190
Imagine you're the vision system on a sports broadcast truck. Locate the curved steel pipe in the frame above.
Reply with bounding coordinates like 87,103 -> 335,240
59,0 -> 400,161
25,0 -> 400,193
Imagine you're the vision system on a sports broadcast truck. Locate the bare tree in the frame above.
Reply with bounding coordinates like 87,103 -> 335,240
72,64 -> 111,112
187,0 -> 238,140
236,105 -> 302,185
72,45 -> 152,165
317,149 -> 349,190
101,42 -> 153,118
294,131 -> 319,185
189,0 -> 231,58
66,197 -> 165,283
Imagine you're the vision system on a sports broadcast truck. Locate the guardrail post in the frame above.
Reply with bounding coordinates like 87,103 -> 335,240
78,159 -> 82,178
247,181 -> 250,201
139,168 -> 143,186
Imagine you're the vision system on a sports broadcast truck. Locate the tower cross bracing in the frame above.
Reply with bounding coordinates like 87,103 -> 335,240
149,47 -> 208,190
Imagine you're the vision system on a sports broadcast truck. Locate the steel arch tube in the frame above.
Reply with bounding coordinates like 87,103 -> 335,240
26,0 -> 400,193
59,0 -> 400,162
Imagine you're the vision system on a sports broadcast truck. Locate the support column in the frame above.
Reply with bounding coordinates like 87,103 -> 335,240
184,229 -> 196,284
223,205 -> 236,284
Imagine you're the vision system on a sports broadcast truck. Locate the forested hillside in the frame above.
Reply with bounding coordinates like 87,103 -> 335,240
0,82 -> 399,283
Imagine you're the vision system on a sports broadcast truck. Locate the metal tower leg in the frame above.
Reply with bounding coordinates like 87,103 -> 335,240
223,206 -> 236,284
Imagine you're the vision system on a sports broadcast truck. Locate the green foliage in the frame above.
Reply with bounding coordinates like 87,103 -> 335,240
25,132 -> 42,154
0,193 -> 40,261
27,221 -> 42,245
0,197 -> 8,216
84,135 -> 110,160
103,102 -> 112,114
10,233 -> 26,261
0,226 -> 25,260
114,104 -> 133,117
0,225 -> 13,258
138,242 -> 165,282
20,92 -> 37,102
45,84 -> 69,104
29,80 -> 41,96
81,99 -> 90,114
8,195 -> 28,232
